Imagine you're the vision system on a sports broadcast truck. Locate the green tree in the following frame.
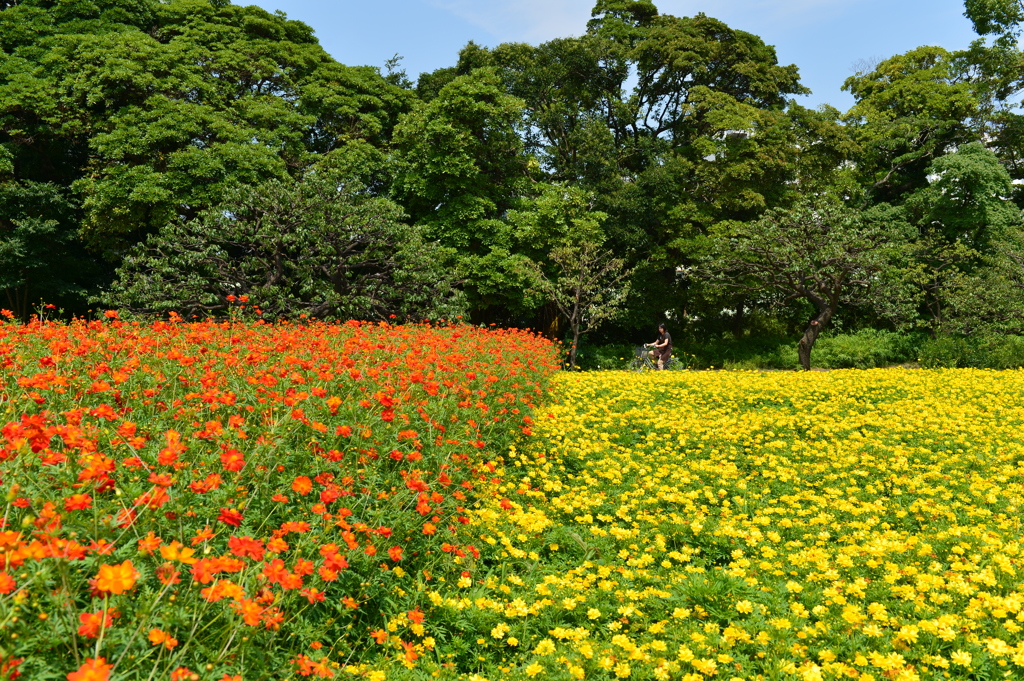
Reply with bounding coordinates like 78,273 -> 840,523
964,0 -> 1024,45
1,0 -> 410,276
506,184 -> 613,336
905,143 -> 1024,334
431,2 -> 853,331
907,141 -> 1022,249
392,68 -> 533,319
0,146 -> 106,318
704,198 -> 916,370
519,239 -> 633,369
843,46 -> 981,205
103,164 -> 463,321
958,0 -> 1024,202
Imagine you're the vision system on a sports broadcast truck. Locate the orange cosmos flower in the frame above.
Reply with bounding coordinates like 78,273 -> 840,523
64,494 -> 93,511
94,560 -> 138,595
291,476 -> 313,495
232,598 -> 263,626
301,587 -> 325,604
77,608 -> 119,638
137,531 -> 162,555
156,434 -> 183,467
148,628 -> 179,650
159,540 -> 197,565
220,447 -> 245,472
401,640 -> 419,663
67,657 -> 113,681
228,535 -> 265,561
190,526 -> 215,546
155,564 -> 181,585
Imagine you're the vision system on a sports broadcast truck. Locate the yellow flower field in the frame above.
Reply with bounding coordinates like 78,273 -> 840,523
415,369 -> 1024,681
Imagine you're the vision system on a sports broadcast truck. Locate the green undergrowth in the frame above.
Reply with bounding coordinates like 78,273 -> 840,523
574,330 -> 924,371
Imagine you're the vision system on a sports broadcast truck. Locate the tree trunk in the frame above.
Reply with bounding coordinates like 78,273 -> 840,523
797,306 -> 833,371
568,324 -> 580,369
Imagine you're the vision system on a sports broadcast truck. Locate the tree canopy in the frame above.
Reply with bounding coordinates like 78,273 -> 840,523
3,0 -> 1024,366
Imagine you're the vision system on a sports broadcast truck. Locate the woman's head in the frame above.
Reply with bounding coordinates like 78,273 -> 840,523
658,323 -> 666,333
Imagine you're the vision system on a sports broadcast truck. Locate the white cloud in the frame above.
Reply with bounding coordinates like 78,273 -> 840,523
427,0 -> 855,45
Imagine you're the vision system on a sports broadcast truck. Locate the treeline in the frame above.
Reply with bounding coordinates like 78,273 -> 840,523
3,0 -> 1024,364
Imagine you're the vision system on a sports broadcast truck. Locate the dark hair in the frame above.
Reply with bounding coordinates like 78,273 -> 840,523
658,323 -> 667,331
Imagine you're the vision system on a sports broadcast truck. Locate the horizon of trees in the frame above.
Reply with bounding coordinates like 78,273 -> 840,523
4,0 -> 1024,361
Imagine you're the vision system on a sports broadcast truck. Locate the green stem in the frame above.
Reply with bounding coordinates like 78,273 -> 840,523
94,593 -> 109,659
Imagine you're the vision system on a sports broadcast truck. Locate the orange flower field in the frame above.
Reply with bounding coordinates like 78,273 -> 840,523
0,315 -> 559,680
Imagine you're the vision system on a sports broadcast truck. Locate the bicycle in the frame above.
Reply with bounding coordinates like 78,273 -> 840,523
630,345 -> 654,371
630,345 -> 679,372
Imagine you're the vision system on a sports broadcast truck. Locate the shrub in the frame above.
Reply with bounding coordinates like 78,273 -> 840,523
579,330 -> 921,371
810,329 -> 921,369
919,333 -> 1024,369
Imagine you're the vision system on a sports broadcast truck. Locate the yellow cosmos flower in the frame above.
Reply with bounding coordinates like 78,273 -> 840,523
951,650 -> 973,666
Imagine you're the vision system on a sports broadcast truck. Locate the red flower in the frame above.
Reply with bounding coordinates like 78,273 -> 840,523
77,608 -> 119,638
228,536 -> 265,561
218,508 -> 244,527
387,546 -> 403,562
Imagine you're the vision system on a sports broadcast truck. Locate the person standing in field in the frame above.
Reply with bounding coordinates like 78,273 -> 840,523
645,323 -> 672,370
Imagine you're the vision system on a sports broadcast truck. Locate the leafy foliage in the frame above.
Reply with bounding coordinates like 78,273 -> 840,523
4,0 -> 1024,350
519,238 -> 633,368
843,46 -> 979,205
704,197 -> 915,369
1,0 -> 409,260
104,166 -> 464,321
0,146 -> 107,318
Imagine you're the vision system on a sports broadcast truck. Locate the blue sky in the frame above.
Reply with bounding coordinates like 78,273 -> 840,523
248,0 -> 980,110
